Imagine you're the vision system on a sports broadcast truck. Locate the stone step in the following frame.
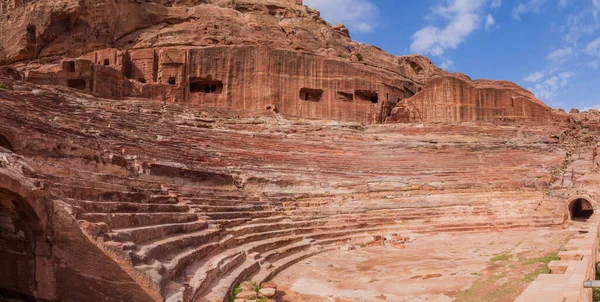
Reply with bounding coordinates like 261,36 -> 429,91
190,204 -> 273,213
73,199 -> 189,213
167,251 -> 247,302
108,221 -> 209,244
230,219 -> 329,237
204,210 -> 284,220
261,239 -> 313,264
162,235 -> 235,284
254,248 -> 333,285
79,212 -> 200,229
133,228 -> 225,264
194,258 -> 261,302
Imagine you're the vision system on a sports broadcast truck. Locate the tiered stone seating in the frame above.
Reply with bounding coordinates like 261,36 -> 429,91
1,85 -> 591,302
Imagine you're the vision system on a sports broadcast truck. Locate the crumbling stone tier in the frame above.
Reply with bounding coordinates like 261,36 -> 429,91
0,0 -> 600,301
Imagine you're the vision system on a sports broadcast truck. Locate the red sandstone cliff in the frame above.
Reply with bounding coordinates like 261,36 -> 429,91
0,0 -> 553,124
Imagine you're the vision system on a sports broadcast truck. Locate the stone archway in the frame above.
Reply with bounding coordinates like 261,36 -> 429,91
0,134 -> 14,152
0,187 -> 45,300
568,198 -> 594,221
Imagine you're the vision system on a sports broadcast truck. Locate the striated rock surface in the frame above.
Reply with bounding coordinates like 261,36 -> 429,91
1,0 -> 599,302
390,76 -> 553,123
1,0 -> 552,124
0,78 -> 598,301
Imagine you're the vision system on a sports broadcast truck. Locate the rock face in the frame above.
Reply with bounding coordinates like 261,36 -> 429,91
390,76 -> 553,123
1,0 -> 550,124
0,1 -> 598,302
0,78 -> 598,301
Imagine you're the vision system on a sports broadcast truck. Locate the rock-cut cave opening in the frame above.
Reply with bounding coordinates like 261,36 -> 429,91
569,198 -> 594,221
189,77 -> 223,94
299,88 -> 323,102
67,79 -> 87,91
0,135 -> 14,152
355,90 -> 379,104
0,187 -> 40,299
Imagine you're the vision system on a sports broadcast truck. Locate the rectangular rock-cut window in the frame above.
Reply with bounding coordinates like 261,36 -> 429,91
336,91 -> 354,102
355,90 -> 379,104
66,61 -> 75,73
189,77 -> 223,94
67,79 -> 87,90
300,88 -> 323,102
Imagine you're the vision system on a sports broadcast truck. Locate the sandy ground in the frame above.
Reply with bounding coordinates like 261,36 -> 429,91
273,229 -> 574,302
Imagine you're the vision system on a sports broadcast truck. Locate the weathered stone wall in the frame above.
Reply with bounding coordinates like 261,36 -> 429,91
23,46 -> 417,124
0,153 -> 158,302
391,75 -> 553,123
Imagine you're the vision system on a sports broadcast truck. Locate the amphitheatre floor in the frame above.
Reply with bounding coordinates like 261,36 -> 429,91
273,229 -> 573,302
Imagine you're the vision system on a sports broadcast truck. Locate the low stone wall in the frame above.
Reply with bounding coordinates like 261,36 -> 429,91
515,217 -> 600,302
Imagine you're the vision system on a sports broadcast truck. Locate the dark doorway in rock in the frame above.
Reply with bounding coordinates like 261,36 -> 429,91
103,59 -> 110,66
299,88 -> 323,102
569,198 -> 594,221
66,61 -> 76,73
189,76 -> 223,94
0,188 -> 41,299
168,77 -> 176,85
410,61 -> 424,74
67,79 -> 86,90
0,135 -> 14,152
355,90 -> 378,104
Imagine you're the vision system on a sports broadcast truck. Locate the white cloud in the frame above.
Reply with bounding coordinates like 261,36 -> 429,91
440,58 -> 455,70
583,104 -> 600,111
546,47 -> 573,61
594,0 -> 600,17
524,71 -> 544,82
491,0 -> 502,9
512,0 -> 547,19
586,36 -> 600,56
558,0 -> 569,8
527,71 -> 574,100
303,0 -> 379,33
410,0 -> 488,56
485,14 -> 496,30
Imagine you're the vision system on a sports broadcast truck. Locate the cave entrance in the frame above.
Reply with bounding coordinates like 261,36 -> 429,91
355,90 -> 379,104
66,61 -> 76,73
299,88 -> 323,102
67,79 -> 87,90
0,135 -> 14,152
0,188 -> 41,299
189,77 -> 223,94
569,198 -> 594,221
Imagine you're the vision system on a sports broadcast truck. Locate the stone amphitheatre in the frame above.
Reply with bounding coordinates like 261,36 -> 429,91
1,0 -> 600,301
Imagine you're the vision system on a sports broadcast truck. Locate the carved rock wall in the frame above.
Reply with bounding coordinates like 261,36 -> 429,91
390,75 -> 553,123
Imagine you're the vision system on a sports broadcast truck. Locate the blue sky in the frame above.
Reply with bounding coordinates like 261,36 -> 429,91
303,0 -> 600,111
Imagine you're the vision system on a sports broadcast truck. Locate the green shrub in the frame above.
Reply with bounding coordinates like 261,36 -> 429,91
0,83 -> 9,90
490,254 -> 512,262
356,53 -> 363,61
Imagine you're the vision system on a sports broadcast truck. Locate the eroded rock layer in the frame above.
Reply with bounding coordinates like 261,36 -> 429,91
1,0 -> 551,124
0,78 -> 598,301
1,0 -> 599,301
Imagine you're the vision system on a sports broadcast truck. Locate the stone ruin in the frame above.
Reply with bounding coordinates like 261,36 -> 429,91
0,0 -> 599,301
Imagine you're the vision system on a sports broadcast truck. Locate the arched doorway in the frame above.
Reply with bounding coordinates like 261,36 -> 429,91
0,134 -> 14,152
569,198 -> 594,221
0,187 -> 41,299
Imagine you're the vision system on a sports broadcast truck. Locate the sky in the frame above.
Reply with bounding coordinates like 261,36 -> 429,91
303,0 -> 600,111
